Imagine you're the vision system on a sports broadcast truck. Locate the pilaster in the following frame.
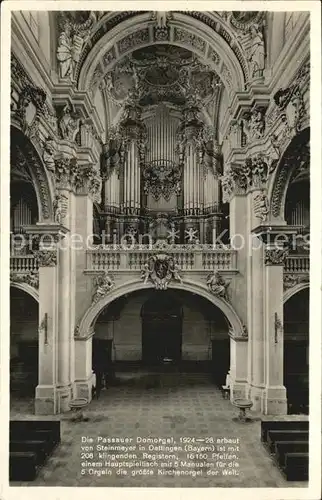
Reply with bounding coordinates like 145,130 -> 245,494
252,224 -> 299,414
24,223 -> 69,414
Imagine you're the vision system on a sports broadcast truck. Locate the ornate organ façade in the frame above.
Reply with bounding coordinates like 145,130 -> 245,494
99,45 -> 225,245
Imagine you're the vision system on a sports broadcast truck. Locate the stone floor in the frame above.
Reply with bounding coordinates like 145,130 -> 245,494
10,372 -> 307,488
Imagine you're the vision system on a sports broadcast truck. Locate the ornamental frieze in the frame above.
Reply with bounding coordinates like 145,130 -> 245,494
173,28 -> 206,54
10,271 -> 39,289
283,273 -> 309,290
141,254 -> 183,290
265,248 -> 288,266
118,29 -> 150,55
35,250 -> 58,267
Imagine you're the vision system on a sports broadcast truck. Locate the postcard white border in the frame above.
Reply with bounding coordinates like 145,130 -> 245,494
1,2 -> 321,500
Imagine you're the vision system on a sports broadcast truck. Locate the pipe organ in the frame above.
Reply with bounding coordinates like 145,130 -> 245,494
101,101 -> 223,244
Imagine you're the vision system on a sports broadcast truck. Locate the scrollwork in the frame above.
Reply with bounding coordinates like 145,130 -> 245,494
10,271 -> 39,289
143,160 -> 182,201
53,193 -> 69,224
265,248 -> 288,266
35,250 -> 58,267
253,191 -> 269,222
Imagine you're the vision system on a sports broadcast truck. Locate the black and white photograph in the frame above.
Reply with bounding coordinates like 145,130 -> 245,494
0,1 -> 321,498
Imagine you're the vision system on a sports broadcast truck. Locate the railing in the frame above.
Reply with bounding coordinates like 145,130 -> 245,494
284,255 -> 310,273
10,255 -> 39,273
86,245 -> 237,272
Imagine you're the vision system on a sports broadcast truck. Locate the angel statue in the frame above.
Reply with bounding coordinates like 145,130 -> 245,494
171,262 -> 183,284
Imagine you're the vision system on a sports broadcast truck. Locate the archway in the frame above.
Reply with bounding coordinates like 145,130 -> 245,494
283,288 -> 309,414
269,128 -> 310,222
80,281 -> 238,393
10,126 -> 54,222
10,286 -> 39,397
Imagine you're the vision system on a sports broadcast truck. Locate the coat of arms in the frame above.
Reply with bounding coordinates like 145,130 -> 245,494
141,254 -> 183,290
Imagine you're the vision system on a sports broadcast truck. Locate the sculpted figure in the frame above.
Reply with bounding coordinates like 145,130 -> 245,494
42,137 -> 56,173
207,271 -> 229,300
248,24 -> 265,77
141,263 -> 151,284
59,104 -> 80,141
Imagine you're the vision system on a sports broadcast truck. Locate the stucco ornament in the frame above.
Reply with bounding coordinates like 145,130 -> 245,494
243,108 -> 265,142
283,273 -> 309,290
141,254 -> 183,290
53,193 -> 68,224
265,248 -> 288,266
253,191 -> 269,221
92,272 -> 115,303
10,271 -> 39,289
42,137 -> 56,173
142,160 -> 182,201
206,271 -> 230,301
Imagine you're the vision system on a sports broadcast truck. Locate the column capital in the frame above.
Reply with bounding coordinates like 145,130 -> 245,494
36,249 -> 57,267
264,247 -> 288,266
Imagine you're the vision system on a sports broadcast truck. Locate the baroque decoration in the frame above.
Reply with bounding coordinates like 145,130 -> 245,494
35,250 -> 58,267
243,107 -> 266,143
283,273 -> 309,290
206,271 -> 230,302
265,248 -> 288,266
141,254 -> 183,290
56,12 -> 100,81
92,272 -> 115,303
221,155 -> 275,202
10,271 -> 39,289
53,193 -> 69,224
253,192 -> 269,222
143,160 -> 181,201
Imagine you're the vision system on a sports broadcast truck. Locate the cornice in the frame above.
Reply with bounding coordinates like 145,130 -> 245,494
11,14 -> 53,96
